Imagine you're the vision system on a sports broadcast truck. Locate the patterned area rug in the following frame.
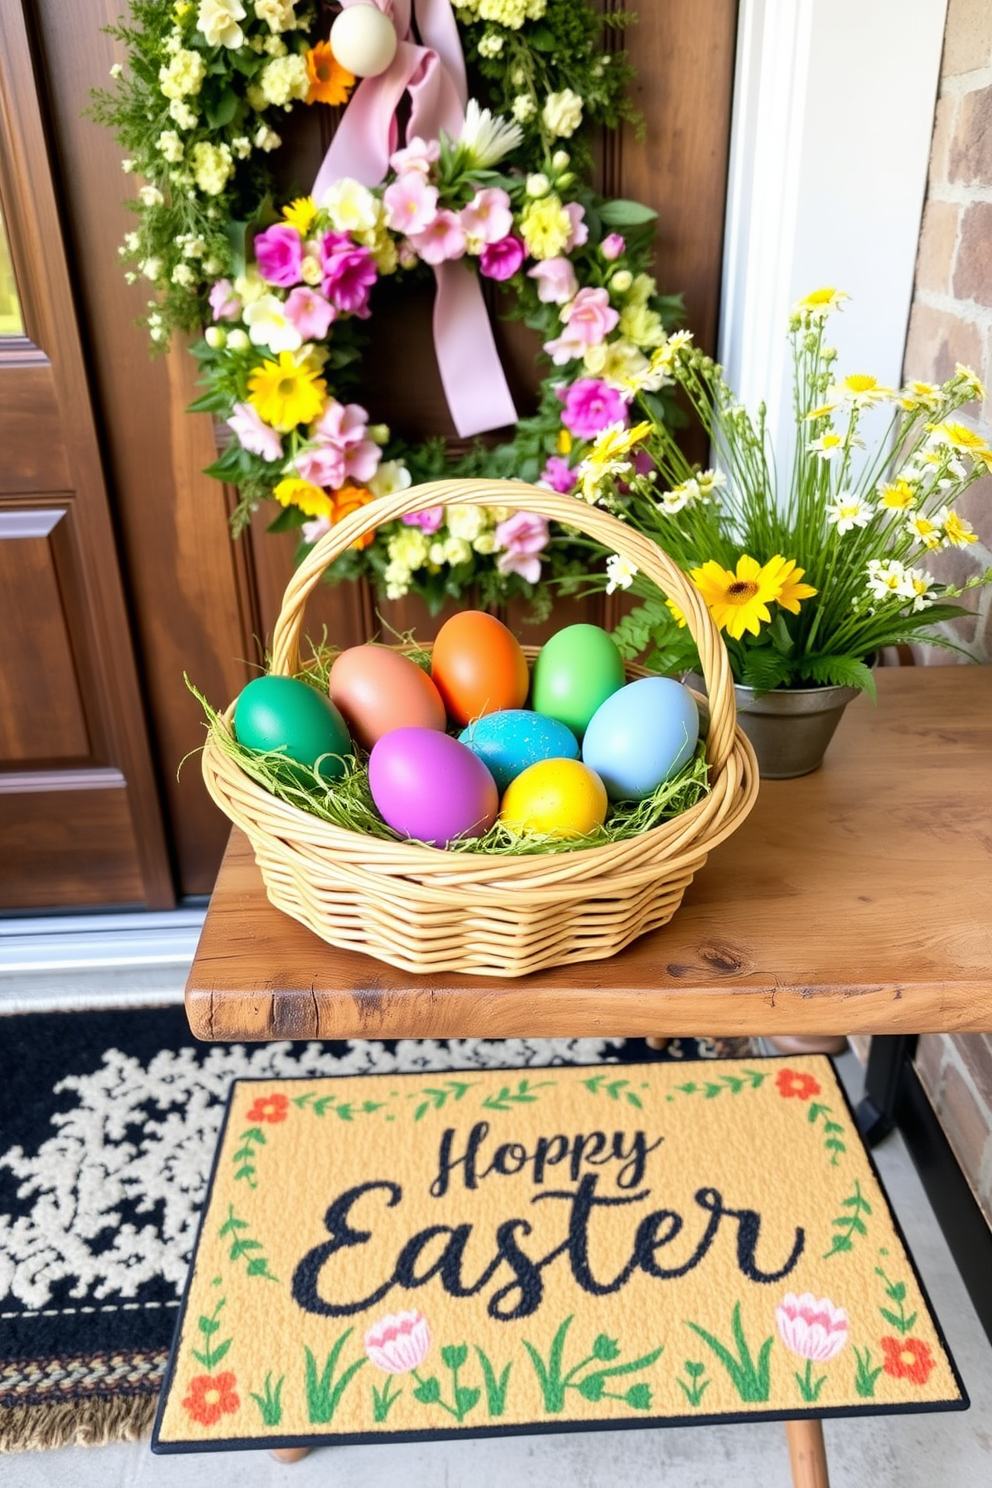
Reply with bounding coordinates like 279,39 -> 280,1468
0,1004 -> 749,1452
155,1054 -> 965,1455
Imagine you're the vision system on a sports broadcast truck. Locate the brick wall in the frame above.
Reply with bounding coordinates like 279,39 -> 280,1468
903,0 -> 992,664
901,0 -> 992,1229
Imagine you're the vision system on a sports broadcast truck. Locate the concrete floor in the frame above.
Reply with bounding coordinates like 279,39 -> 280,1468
1,925 -> 990,1486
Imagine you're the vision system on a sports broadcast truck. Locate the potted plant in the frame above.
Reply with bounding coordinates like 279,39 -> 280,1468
572,288 -> 991,775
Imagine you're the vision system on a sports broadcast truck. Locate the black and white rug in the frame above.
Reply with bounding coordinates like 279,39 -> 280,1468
0,1004 -> 751,1451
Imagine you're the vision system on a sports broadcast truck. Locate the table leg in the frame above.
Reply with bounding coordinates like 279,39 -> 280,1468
785,1418 -> 830,1488
270,1447 -> 311,1463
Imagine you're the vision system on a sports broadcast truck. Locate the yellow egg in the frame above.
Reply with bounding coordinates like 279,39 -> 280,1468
499,758 -> 608,839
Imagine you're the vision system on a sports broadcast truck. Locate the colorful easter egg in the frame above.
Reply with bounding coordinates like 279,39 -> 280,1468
458,709 -> 580,794
530,624 -> 626,739
368,728 -> 499,847
233,675 -> 352,782
582,676 -> 700,800
499,758 -> 608,839
430,610 -> 530,726
329,645 -> 446,750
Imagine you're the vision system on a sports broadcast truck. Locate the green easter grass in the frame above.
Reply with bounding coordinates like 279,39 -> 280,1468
187,646 -> 710,857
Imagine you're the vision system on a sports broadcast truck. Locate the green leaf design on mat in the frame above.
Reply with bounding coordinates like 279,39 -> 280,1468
219,1203 -> 279,1281
475,1347 -> 512,1417
671,1070 -> 768,1099
523,1316 -> 663,1415
304,1333 -> 366,1423
874,1264 -> 918,1334
853,1346 -> 884,1398
232,1126 -> 266,1186
412,1080 -> 479,1121
191,1298 -> 232,1371
482,1079 -> 556,1111
411,1342 -> 479,1422
292,1090 -> 387,1120
794,1356 -> 828,1403
676,1359 -> 710,1408
371,1377 -> 402,1422
581,1075 -> 645,1109
807,1100 -> 848,1165
823,1179 -> 872,1259
685,1304 -> 772,1402
249,1372 -> 285,1425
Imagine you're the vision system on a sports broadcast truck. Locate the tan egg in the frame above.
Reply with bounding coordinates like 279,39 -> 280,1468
329,645 -> 446,750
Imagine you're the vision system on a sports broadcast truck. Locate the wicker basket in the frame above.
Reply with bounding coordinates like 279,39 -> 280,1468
202,478 -> 759,977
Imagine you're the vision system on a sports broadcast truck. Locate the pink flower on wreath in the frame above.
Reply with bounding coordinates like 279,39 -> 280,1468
528,256 -> 578,305
601,232 -> 626,261
776,1293 -> 849,1363
402,506 -> 445,533
227,401 -> 284,464
544,286 -> 619,365
209,277 -> 240,321
295,399 -> 381,489
301,513 -> 332,545
408,209 -> 467,265
460,187 -> 514,244
495,510 -> 550,584
283,285 -> 336,341
480,234 -> 525,281
560,378 -> 630,439
253,223 -> 304,288
388,136 -> 440,177
383,171 -> 439,235
538,455 -> 577,494
364,1310 -> 432,1374
563,201 -> 588,251
320,232 -> 378,317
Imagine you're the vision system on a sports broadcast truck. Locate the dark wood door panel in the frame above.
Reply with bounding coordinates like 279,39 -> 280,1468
0,352 -> 71,490
0,775 -> 143,908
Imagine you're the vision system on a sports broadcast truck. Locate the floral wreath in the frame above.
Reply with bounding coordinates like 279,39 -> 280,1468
94,0 -> 683,611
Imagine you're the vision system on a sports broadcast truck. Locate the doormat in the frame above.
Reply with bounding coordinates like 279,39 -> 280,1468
154,1056 -> 965,1454
0,1005 -> 747,1452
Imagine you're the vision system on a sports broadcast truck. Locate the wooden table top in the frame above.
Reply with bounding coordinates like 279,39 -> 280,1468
186,666 -> 992,1043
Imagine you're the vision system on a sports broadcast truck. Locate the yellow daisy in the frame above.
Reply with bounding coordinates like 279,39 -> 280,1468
827,373 -> 894,408
272,477 -> 333,519
764,556 -> 818,614
688,554 -> 785,641
793,287 -> 848,318
952,364 -> 987,403
282,196 -> 318,237
927,420 -> 992,472
247,352 -> 327,432
877,478 -> 917,510
940,508 -> 978,546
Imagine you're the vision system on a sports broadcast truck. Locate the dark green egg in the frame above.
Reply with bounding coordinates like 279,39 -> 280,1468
233,675 -> 352,783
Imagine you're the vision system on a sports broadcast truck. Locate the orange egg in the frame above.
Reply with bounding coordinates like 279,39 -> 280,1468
430,611 -> 530,726
329,645 -> 446,750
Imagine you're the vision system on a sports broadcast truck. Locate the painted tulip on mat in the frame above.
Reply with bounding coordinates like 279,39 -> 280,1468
775,1293 -> 849,1362
364,1310 -> 432,1373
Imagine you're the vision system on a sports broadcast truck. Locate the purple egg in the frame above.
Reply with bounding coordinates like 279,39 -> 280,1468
368,728 -> 499,847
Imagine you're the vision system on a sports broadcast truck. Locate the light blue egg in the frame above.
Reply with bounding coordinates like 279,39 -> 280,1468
582,677 -> 700,801
458,709 -> 579,794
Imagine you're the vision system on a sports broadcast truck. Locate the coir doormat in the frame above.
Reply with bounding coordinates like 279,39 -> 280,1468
154,1055 -> 965,1453
0,1004 -> 744,1451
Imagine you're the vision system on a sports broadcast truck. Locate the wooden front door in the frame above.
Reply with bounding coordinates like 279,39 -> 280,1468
0,0 -> 173,909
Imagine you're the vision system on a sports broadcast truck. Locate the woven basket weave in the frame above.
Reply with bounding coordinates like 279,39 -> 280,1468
202,478 -> 759,977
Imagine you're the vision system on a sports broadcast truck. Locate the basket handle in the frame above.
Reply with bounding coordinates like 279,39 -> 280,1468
269,477 -> 739,776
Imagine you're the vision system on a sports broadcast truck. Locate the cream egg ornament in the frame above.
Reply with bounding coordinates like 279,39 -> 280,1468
329,4 -> 399,78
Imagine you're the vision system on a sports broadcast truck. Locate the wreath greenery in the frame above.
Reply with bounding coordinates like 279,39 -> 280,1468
93,0 -> 683,613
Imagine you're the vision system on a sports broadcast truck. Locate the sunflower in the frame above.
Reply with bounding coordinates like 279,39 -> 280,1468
689,554 -> 785,640
247,351 -> 327,432
305,42 -> 355,107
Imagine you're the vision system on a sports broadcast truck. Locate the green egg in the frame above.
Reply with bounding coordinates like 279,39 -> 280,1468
530,624 -> 627,740
233,675 -> 352,783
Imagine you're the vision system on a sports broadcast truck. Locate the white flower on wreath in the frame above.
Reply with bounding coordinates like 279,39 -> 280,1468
321,177 -> 380,235
197,0 -> 246,50
138,184 -> 165,208
542,88 -> 583,139
255,0 -> 298,37
368,460 -> 412,500
242,293 -> 303,352
191,140 -> 234,196
446,504 -> 490,542
260,53 -> 310,107
158,49 -> 206,100
458,99 -> 524,169
169,99 -> 199,130
157,129 -> 184,164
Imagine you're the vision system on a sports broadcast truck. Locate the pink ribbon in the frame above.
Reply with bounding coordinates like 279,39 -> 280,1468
312,0 -> 518,439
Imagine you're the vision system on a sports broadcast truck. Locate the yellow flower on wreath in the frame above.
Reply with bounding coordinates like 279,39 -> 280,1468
689,554 -> 790,641
305,42 -> 355,107
282,196 -> 318,237
247,351 -> 327,432
518,194 -> 572,260
272,477 -> 333,519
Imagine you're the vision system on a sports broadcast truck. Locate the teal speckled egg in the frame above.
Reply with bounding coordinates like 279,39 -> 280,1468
458,709 -> 579,794
233,675 -> 353,784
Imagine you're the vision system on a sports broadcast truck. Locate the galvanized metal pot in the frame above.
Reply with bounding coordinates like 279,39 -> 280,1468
688,675 -> 862,779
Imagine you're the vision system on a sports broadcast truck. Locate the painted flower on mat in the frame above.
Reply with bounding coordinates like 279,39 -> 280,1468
776,1293 -> 849,1362
881,1336 -> 936,1386
775,1068 -> 822,1101
182,1371 -> 239,1425
364,1310 -> 432,1374
245,1092 -> 289,1124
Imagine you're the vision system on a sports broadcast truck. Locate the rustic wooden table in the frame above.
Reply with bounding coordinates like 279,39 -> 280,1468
185,665 -> 991,1483
187,666 -> 992,1045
